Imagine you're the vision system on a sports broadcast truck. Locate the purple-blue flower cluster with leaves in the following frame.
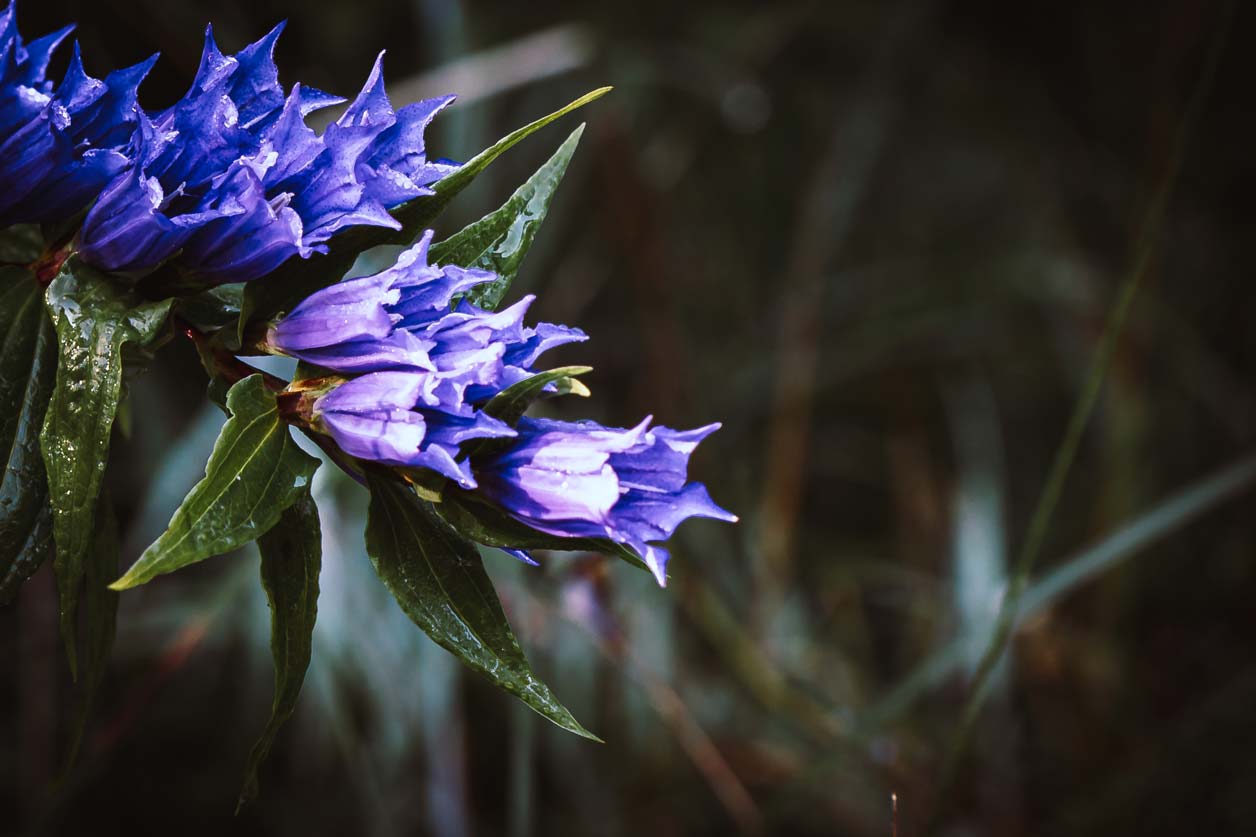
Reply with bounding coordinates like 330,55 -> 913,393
1,3 -> 454,282
1,1 -> 732,586
270,232 -> 735,585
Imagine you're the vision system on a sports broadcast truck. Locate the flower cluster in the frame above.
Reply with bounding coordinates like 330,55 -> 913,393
1,3 -> 453,282
271,235 -> 735,585
2,3 -> 734,585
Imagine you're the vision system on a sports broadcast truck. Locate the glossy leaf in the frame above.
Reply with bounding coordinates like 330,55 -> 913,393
238,87 -> 611,341
438,487 -> 652,577
40,261 -> 171,673
239,488 -> 321,809
175,283 -> 245,333
481,366 -> 593,425
463,366 -> 593,461
364,469 -> 597,740
430,125 -> 585,311
112,375 -> 319,590
0,268 -> 57,603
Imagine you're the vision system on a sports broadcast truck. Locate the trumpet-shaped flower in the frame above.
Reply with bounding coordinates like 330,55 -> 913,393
269,232 -> 586,391
312,370 -> 517,488
473,417 -> 737,585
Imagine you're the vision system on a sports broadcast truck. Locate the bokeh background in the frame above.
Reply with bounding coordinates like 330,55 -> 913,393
3,0 -> 1255,834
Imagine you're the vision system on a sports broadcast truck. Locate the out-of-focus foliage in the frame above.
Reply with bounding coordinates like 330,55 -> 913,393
3,0 -> 1255,835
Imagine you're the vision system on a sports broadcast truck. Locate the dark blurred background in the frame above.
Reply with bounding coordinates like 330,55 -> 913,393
3,0 -> 1255,834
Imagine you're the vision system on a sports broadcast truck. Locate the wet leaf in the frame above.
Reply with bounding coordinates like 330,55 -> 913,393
112,375 -> 319,590
364,469 -> 598,740
239,488 -> 321,809
40,261 -> 170,673
430,125 -> 586,311
0,268 -> 57,603
239,87 -> 610,340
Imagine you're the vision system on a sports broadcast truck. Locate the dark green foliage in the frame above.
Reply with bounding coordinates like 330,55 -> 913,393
239,489 -> 322,808
64,493 -> 120,769
112,375 -> 319,590
363,469 -> 597,739
40,261 -> 171,674
430,125 -> 586,311
0,268 -> 57,602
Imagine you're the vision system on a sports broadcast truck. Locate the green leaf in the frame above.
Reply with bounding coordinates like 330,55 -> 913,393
364,469 -> 597,740
239,87 -> 611,341
481,366 -> 593,425
40,261 -> 171,673
0,224 -> 43,263
112,375 -> 319,591
430,124 -> 586,311
437,487 -> 653,577
174,283 -> 244,333
239,488 -> 321,809
462,365 -> 593,462
0,268 -> 57,603
64,493 -> 120,770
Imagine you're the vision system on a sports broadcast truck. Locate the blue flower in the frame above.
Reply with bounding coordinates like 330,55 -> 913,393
0,4 -> 151,226
175,55 -> 456,283
473,417 -> 737,585
311,370 -> 517,488
0,1 -> 71,137
76,25 -> 300,274
77,34 -> 458,283
270,231 -> 586,388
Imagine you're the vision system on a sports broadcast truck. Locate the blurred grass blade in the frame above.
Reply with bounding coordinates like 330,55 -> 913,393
112,375 -> 319,591
863,451 -> 1256,730
239,489 -> 322,809
364,469 -> 598,739
430,124 -> 586,311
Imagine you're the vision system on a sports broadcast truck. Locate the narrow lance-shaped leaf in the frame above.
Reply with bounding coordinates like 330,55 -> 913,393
63,492 -> 120,771
430,124 -> 586,311
111,375 -> 320,590
463,366 -> 593,461
0,268 -> 57,602
41,261 -> 170,674
238,87 -> 611,341
481,366 -> 593,425
238,488 -> 321,809
363,469 -> 598,740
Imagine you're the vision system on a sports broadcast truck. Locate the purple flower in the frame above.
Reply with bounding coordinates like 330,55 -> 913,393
0,4 -> 151,225
473,417 -> 737,585
177,54 -> 457,284
77,25 -> 300,274
165,53 -> 456,283
312,370 -> 517,488
270,231 -> 586,390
